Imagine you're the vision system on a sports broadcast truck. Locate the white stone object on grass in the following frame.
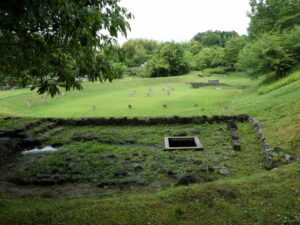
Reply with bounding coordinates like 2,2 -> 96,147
21,146 -> 58,155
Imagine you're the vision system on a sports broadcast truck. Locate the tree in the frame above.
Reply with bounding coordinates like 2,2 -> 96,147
224,36 -> 247,70
122,39 -> 158,67
248,0 -> 300,39
193,30 -> 238,47
237,30 -> 298,78
282,25 -> 300,64
194,47 -> 225,70
182,40 -> 203,55
183,51 -> 197,70
145,57 -> 169,78
0,0 -> 132,96
146,42 -> 190,77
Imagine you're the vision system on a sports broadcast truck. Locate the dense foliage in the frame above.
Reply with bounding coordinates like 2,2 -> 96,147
182,40 -> 203,55
237,0 -> 300,78
238,26 -> 300,78
0,0 -> 132,96
146,42 -> 190,77
192,47 -> 225,70
248,0 -> 300,39
121,30 -> 242,77
192,30 -> 239,47
2,0 -> 299,85
224,37 -> 247,70
122,39 -> 158,67
121,1 -> 300,79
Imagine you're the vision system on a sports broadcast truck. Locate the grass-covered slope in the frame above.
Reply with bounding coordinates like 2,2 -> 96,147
0,71 -> 252,117
1,163 -> 299,225
0,71 -> 299,225
228,72 -> 300,158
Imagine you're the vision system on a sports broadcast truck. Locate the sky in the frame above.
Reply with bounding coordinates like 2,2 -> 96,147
118,0 -> 251,44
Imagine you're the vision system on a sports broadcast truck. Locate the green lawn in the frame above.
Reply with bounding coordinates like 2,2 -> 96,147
0,71 -> 250,117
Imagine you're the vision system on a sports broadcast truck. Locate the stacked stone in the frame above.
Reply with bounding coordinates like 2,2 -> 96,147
48,115 -> 250,126
227,120 -> 241,151
249,117 -> 294,170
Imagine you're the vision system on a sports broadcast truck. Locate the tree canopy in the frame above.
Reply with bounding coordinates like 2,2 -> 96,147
237,26 -> 300,78
146,42 -> 190,77
248,0 -> 300,39
121,39 -> 158,67
192,30 -> 238,47
237,0 -> 300,78
224,36 -> 247,70
0,0 -> 132,96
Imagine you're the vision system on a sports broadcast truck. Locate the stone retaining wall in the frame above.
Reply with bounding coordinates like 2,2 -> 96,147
187,82 -> 228,88
249,117 -> 294,169
46,115 -> 249,126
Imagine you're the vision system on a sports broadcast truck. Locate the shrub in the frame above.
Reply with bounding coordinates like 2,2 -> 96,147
204,67 -> 229,74
145,57 -> 170,77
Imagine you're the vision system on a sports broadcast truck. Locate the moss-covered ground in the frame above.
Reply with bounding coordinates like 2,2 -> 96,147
0,122 -> 264,199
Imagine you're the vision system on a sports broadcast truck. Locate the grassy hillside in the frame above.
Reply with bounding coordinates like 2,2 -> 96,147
0,71 -> 252,117
0,70 -> 299,225
229,70 -> 300,158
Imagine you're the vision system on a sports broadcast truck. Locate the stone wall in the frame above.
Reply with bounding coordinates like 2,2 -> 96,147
227,120 -> 241,151
249,117 -> 294,170
187,82 -> 228,88
47,115 -> 249,126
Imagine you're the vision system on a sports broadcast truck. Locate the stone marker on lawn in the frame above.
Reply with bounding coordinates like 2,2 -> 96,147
40,96 -> 45,103
27,99 -> 32,107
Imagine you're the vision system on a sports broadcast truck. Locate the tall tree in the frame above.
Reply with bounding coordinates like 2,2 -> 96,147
237,27 -> 300,78
0,0 -> 132,96
224,36 -> 247,70
248,0 -> 300,39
